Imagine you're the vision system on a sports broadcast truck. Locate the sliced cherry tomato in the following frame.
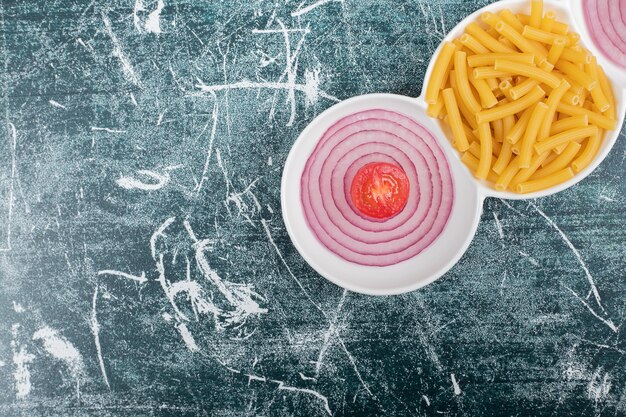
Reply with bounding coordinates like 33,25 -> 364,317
350,162 -> 410,219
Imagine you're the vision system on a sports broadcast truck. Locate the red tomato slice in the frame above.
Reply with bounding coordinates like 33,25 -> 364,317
350,162 -> 410,219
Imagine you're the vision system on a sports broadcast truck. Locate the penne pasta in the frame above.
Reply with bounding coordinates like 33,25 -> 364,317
555,60 -> 596,90
476,85 -> 545,124
494,59 -> 560,88
473,67 -> 514,79
499,9 -> 524,32
442,88 -> 470,151
455,51 -> 483,113
461,152 -> 500,183
556,102 -> 617,130
516,167 -> 574,193
518,102 -> 549,168
509,78 -> 538,100
531,141 -> 581,180
495,20 -> 548,60
571,128 -> 603,172
547,36 -> 567,65
505,106 -> 534,144
469,68 -> 498,109
530,0 -> 543,28
467,53 -> 535,67
522,25 -> 567,45
510,151 -> 551,187
537,79 -> 570,139
549,115 -> 588,135
460,33 -> 490,54
540,11 -> 555,32
427,94 -> 445,118
493,140 -> 514,174
534,125 -> 598,154
476,122 -> 493,179
585,57 -> 610,112
426,42 -> 456,104
465,23 -> 516,53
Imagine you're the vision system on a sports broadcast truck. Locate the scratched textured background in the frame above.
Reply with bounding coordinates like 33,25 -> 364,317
0,0 -> 625,415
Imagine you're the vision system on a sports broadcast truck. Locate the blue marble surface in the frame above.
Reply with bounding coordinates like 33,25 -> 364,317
0,0 -> 625,415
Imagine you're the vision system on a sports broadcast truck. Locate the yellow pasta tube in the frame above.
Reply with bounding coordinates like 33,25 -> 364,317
493,140 -> 514,174
519,102 -> 549,167
467,53 -> 535,67
481,12 -> 500,28
540,11 -> 555,32
495,157 -> 521,190
494,60 -> 560,88
547,37 -> 567,64
585,57 -> 610,112
460,33 -> 490,54
473,67 -> 514,79
560,47 -> 591,64
534,125 -> 598,154
571,129 -> 603,172
517,13 -> 568,34
499,9 -> 524,32
442,88 -> 470,152
427,94 -> 445,118
499,80 -> 514,101
597,66 -> 616,120
495,21 -> 548,60
468,140 -> 502,159
510,151 -> 551,187
476,122 -> 493,179
556,102 -> 616,130
465,22 -> 516,53
426,42 -> 456,104
522,25 -> 564,45
469,68 -> 498,108
531,141 -> 581,180
455,51 -> 482,114
492,118 -> 504,142
537,79 -> 571,141
567,32 -> 581,45
505,106 -> 534,144
530,0 -> 543,28
477,85 -> 545,124
449,70 -> 480,130
555,60 -> 596,90
509,78 -> 538,100
461,152 -> 500,183
549,115 -> 588,135
486,77 -> 500,91
516,167 -> 574,193
541,151 -> 559,166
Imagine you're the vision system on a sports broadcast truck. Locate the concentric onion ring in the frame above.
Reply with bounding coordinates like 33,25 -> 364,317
301,109 -> 454,266
583,0 -> 626,69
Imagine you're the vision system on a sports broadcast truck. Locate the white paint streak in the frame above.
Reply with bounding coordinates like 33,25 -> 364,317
588,368 -> 611,401
102,12 -> 143,87
492,212 -> 504,239
315,289 -> 347,375
275,380 -> 333,415
49,100 -> 67,110
12,301 -> 24,313
195,80 -> 338,102
195,97 -> 219,194
91,126 -> 126,134
32,326 -> 85,392
291,0 -> 343,17
90,285 -> 110,388
299,372 -> 317,382
176,323 -> 199,351
0,123 -> 16,252
116,170 -> 170,191
144,0 -> 165,34
531,203 -> 607,315
97,269 -> 148,284
564,286 -> 617,333
422,395 -> 430,406
11,325 -> 35,399
451,373 -> 462,395
261,219 -> 322,313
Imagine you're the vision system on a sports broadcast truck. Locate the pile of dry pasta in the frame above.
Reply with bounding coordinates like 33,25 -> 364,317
425,0 -> 617,194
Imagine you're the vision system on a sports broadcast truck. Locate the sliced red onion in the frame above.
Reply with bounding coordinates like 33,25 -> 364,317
583,0 -> 626,68
300,109 -> 454,266
321,135 -> 430,242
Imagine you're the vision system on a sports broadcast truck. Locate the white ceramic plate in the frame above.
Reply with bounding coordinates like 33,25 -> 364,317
281,0 -> 626,295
